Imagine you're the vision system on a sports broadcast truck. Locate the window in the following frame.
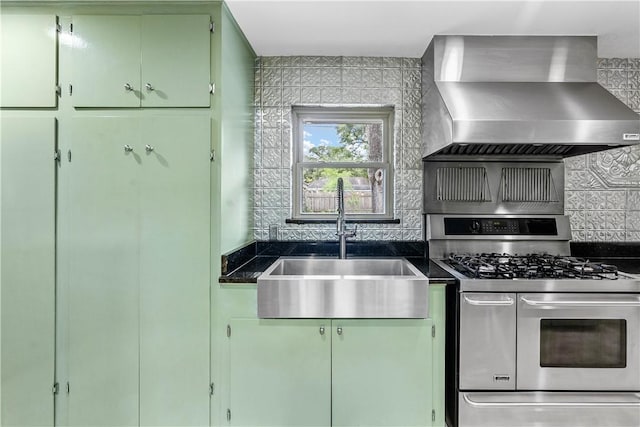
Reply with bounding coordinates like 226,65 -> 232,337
291,106 -> 394,221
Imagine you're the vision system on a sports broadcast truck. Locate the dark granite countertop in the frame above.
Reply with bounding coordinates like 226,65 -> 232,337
219,241 -> 640,283
219,240 -> 457,284
571,242 -> 640,275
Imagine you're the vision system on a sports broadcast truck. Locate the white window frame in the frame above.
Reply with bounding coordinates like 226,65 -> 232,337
291,106 -> 395,221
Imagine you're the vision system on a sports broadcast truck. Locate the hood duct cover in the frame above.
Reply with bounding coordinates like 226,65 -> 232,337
421,36 -> 640,159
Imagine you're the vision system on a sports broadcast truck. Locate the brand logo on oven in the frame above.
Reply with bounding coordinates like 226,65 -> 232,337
493,375 -> 511,382
623,133 -> 640,141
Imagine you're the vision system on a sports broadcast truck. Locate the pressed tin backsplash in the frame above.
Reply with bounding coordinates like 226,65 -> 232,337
566,58 -> 640,242
252,56 -> 423,241
253,56 -> 640,242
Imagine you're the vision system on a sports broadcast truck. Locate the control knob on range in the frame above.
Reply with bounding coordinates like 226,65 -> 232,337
470,220 -> 481,233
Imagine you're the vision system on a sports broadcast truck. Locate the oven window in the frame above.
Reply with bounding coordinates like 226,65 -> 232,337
539,319 -> 627,368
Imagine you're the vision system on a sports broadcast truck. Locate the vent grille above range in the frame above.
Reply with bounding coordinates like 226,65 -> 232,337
436,167 -> 491,202
501,167 -> 558,202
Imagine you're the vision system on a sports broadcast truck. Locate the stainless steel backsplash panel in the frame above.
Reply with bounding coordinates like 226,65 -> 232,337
424,160 -> 564,214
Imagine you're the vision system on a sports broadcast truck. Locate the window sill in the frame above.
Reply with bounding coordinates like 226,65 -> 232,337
285,218 -> 401,225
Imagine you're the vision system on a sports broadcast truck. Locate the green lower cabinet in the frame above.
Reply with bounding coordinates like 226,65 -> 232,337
1,117 -> 56,426
65,117 -> 211,426
138,117 -> 211,427
227,316 -> 439,427
228,319 -> 332,427
67,118 -> 141,427
332,320 -> 433,427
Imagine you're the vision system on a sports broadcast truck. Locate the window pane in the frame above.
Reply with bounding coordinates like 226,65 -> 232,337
539,319 -> 627,368
302,167 -> 386,215
303,122 -> 384,163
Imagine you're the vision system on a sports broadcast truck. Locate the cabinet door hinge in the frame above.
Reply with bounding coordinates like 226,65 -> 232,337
209,21 -> 215,33
209,382 -> 215,396
432,325 -> 436,338
210,149 -> 216,162
54,149 -> 61,162
56,23 -> 62,33
432,409 -> 436,422
226,409 -> 231,422
52,382 -> 59,394
227,324 -> 231,338
209,83 -> 215,95
56,85 -> 62,97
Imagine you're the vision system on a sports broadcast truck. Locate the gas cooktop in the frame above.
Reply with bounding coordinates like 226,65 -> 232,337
446,253 -> 619,280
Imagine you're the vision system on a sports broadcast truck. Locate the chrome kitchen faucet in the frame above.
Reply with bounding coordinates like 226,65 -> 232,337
336,178 -> 357,259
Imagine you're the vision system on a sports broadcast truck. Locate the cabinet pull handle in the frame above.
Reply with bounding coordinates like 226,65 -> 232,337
124,83 -> 133,91
336,326 -> 343,336
145,83 -> 154,91
145,144 -> 154,153
319,326 -> 325,336
124,145 -> 134,153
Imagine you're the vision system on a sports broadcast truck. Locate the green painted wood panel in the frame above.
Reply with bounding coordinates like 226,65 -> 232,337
141,15 -> 211,107
71,16 -> 141,107
228,319 -> 331,427
219,5 -> 255,252
332,319 -> 433,427
1,117 -> 56,426
0,15 -> 58,107
429,285 -> 446,427
139,117 -> 211,426
66,118 -> 140,426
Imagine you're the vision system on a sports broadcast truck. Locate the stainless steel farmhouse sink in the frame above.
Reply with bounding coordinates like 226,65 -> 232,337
257,257 -> 429,318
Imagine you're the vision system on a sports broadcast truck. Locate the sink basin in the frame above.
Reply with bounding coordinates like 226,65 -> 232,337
257,257 -> 429,319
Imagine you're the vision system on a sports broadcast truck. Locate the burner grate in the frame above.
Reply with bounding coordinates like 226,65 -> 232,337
447,253 -> 619,280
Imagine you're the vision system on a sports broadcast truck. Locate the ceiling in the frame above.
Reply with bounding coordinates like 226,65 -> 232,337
225,0 -> 640,58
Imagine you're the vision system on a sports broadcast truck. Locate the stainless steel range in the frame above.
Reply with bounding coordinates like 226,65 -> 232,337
428,214 -> 640,427
419,35 -> 640,427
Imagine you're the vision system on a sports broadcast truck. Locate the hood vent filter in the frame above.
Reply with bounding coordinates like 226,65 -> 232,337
501,167 -> 558,203
436,167 -> 491,202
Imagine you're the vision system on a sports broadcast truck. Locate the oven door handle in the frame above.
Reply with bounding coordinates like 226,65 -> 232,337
520,296 -> 640,307
463,295 -> 514,306
463,393 -> 640,407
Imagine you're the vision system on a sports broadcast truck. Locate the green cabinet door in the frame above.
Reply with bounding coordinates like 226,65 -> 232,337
1,118 -> 56,426
141,15 -> 211,107
67,118 -> 140,426
332,320 -> 433,427
71,16 -> 141,107
228,319 -> 331,427
0,15 -> 58,107
139,117 -> 211,426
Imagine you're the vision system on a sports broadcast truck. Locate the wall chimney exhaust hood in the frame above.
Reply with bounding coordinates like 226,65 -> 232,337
421,36 -> 640,158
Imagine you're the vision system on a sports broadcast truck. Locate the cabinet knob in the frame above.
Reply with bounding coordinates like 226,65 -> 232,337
336,326 -> 343,336
124,83 -> 133,91
145,144 -> 154,153
319,326 -> 325,336
124,145 -> 134,153
145,83 -> 154,91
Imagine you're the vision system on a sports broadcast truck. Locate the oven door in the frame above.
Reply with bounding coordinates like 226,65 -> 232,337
517,293 -> 640,391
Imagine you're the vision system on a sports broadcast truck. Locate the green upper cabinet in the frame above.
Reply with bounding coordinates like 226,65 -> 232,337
71,16 -> 141,107
71,14 -> 210,108
141,15 -> 211,107
0,14 -> 58,107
